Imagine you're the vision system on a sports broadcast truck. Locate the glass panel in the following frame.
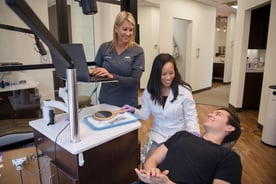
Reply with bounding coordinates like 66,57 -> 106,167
0,0 -> 120,150
70,0 -> 96,62
70,0 -> 121,62
0,0 -> 50,66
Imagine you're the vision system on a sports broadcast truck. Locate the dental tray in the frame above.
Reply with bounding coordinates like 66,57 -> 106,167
83,112 -> 138,130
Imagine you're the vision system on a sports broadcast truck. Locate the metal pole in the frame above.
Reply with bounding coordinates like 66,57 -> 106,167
66,68 -> 80,143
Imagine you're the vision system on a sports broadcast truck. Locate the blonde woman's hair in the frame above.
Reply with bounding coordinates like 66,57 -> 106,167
112,11 -> 136,48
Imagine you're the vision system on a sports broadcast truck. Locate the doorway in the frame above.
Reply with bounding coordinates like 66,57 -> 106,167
173,18 -> 190,81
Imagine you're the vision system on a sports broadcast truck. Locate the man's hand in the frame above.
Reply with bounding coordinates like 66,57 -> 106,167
135,168 -> 152,183
134,168 -> 173,184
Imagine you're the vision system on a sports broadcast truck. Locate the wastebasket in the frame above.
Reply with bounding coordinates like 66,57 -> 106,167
261,85 -> 276,146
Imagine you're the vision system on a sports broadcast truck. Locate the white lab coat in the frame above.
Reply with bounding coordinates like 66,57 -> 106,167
135,85 -> 199,144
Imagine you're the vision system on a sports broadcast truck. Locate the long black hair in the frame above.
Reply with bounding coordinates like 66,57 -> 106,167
147,53 -> 191,106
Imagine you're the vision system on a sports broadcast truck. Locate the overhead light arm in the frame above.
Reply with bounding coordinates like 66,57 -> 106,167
0,23 -> 47,56
34,35 -> 47,56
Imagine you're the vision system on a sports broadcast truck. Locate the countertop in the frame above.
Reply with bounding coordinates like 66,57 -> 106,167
29,104 -> 141,155
214,56 -> 225,63
213,61 -> 224,64
0,80 -> 39,92
246,68 -> 264,73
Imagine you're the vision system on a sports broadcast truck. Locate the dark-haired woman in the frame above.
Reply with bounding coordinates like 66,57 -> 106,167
122,53 -> 199,159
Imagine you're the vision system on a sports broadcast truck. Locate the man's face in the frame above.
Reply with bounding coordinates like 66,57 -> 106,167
203,110 -> 231,133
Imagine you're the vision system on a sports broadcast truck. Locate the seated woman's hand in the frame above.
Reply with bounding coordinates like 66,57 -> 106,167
121,104 -> 135,113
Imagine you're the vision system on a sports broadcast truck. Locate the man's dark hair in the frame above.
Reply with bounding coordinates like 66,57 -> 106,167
219,107 -> 241,143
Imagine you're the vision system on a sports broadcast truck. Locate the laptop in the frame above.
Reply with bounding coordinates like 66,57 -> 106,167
50,43 -> 116,83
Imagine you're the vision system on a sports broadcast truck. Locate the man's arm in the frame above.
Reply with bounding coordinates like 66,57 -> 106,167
143,144 -> 168,170
134,144 -> 172,183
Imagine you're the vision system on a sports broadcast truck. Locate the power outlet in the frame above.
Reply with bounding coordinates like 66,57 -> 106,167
12,157 -> 27,171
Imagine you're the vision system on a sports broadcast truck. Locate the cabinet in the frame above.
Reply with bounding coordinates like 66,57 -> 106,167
212,62 -> 224,81
0,81 -> 41,149
248,4 -> 270,49
242,72 -> 263,109
30,104 -> 141,184
0,88 -> 40,119
0,81 -> 40,119
34,129 -> 139,184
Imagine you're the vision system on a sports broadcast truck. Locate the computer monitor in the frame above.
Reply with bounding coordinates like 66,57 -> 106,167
50,43 -> 90,82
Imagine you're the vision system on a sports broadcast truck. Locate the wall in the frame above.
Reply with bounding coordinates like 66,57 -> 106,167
258,1 -> 276,126
229,0 -> 276,126
138,5 -> 160,88
139,0 -> 217,90
224,13 -> 236,83
158,0 -> 216,91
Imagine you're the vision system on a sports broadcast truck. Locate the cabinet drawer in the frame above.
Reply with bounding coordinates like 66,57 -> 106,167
213,63 -> 224,79
50,161 -> 79,184
33,130 -> 79,179
242,72 -> 263,109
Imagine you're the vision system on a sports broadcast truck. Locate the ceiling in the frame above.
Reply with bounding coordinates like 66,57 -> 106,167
138,0 -> 237,17
215,0 -> 237,17
47,0 -> 237,18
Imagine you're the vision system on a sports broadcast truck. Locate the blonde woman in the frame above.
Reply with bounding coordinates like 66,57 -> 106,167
90,11 -> 145,107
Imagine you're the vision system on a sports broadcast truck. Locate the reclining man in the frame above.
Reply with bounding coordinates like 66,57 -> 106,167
135,107 -> 242,184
